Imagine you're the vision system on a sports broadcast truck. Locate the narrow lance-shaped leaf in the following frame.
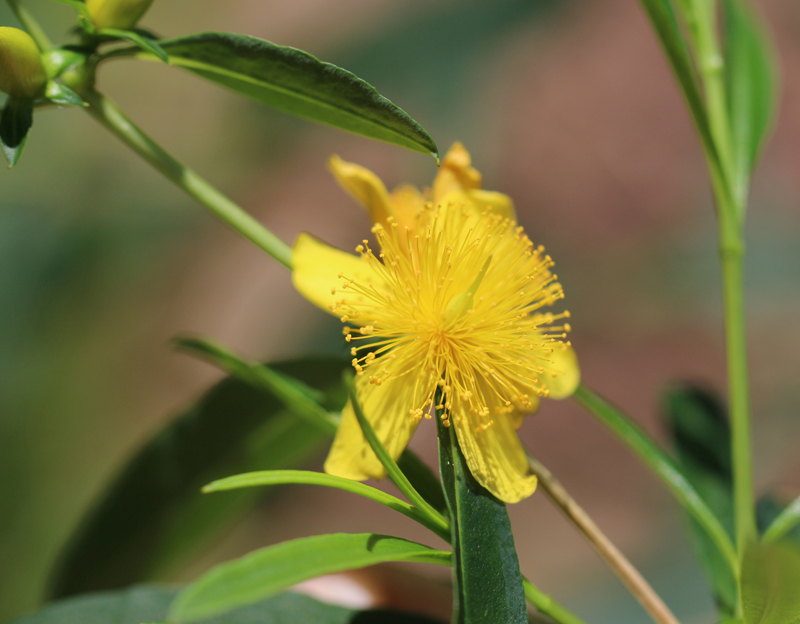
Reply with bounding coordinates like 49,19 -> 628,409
102,32 -> 438,160
436,412 -> 527,624
169,533 -> 451,623
723,0 -> 778,209
1,98 -> 34,167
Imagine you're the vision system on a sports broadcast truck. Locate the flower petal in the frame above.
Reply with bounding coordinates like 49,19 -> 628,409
324,374 -> 422,481
389,184 -> 426,230
451,381 -> 537,503
328,154 -> 393,226
467,189 -> 516,222
542,344 -> 580,399
432,142 -> 482,202
292,233 -> 380,315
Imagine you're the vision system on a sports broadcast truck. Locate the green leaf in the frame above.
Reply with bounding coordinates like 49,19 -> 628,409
574,385 -> 739,577
13,586 -> 364,624
741,541 -> 800,624
109,32 -> 438,160
47,356 -> 349,599
661,384 -> 737,617
177,338 -> 450,530
1,98 -> 34,167
44,81 -> 86,106
636,0 -> 727,191
98,28 -> 169,63
723,0 -> 778,204
759,494 -> 800,546
169,533 -> 451,622
436,414 -> 527,624
345,375 -> 450,541
204,469 -> 441,533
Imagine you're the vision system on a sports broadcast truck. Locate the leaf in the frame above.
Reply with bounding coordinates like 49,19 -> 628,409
741,541 -> 800,624
436,415 -> 527,624
203,469 -> 440,532
44,81 -> 86,107
110,32 -> 438,160
13,586 -> 357,624
47,356 -> 349,599
397,448 -> 449,516
1,98 -> 34,167
98,28 -> 169,63
169,533 -> 451,622
661,384 -> 737,617
723,0 -> 778,203
759,494 -> 800,546
50,0 -> 93,22
573,385 -> 738,577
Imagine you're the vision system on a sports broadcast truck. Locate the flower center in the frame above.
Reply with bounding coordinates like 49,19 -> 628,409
332,204 -> 572,432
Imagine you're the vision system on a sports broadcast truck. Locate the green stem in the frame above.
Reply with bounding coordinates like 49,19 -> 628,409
6,0 -> 53,51
720,241 -> 755,553
523,579 -> 588,624
82,90 -> 293,269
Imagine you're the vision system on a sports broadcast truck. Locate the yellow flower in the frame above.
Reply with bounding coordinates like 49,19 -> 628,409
292,144 -> 580,503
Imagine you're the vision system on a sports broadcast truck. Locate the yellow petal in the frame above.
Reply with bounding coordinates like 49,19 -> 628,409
328,155 -> 393,226
451,381 -> 537,503
467,189 -> 516,223
292,233 -> 380,315
432,142 -> 483,202
324,374 -> 422,481
389,184 -> 426,231
542,344 -> 581,399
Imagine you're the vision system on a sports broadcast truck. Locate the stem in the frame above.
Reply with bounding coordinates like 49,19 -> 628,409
82,90 -> 293,269
523,579 -> 588,624
6,0 -> 53,51
720,241 -> 755,553
526,452 -> 681,624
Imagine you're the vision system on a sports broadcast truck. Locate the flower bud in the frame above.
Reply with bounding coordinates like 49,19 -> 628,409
86,0 -> 155,30
0,28 -> 47,99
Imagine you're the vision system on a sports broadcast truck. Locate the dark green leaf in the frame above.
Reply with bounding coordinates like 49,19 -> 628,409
169,533 -> 451,622
436,415 -> 527,624
44,81 -> 86,106
724,0 -> 778,204
47,356 -> 349,600
1,98 -> 34,167
661,384 -> 737,618
108,32 -> 438,160
397,449 -> 448,516
741,541 -> 800,624
98,28 -> 169,63
14,586 -> 361,624
575,385 -> 738,577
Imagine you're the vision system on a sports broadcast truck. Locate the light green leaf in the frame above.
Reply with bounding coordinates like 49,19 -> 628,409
13,586 -> 363,624
44,81 -> 86,107
574,385 -> 738,577
105,32 -> 438,160
204,469 -> 440,534
98,28 -> 169,63
436,415 -> 527,624
662,384 -> 737,617
723,0 -> 778,205
741,541 -> 800,624
169,533 -> 451,622
1,98 -> 33,167
47,356 -> 348,599
762,494 -> 800,546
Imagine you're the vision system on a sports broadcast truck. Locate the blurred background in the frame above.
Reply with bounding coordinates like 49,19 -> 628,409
2,0 -> 800,622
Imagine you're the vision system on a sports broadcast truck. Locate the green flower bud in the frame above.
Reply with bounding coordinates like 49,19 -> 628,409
86,0 -> 155,30
0,28 -> 47,99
